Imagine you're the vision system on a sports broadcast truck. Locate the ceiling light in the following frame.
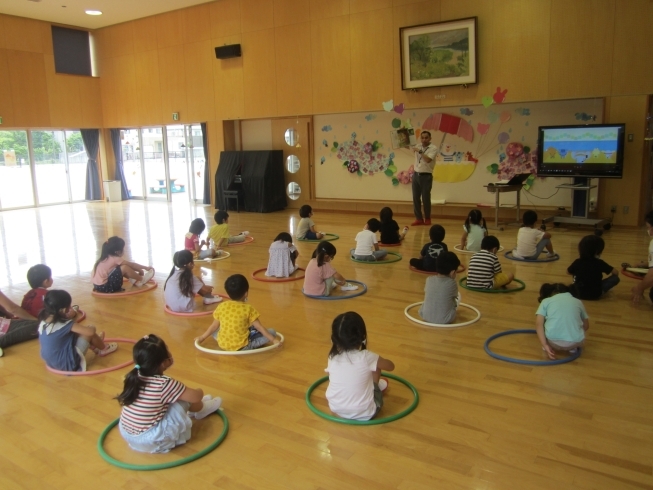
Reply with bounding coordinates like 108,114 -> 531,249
85,10 -> 102,15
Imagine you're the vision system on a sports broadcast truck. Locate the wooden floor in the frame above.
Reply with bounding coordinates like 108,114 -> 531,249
0,200 -> 652,490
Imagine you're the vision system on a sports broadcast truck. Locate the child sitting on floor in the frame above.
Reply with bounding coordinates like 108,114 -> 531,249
117,334 -> 222,453
185,218 -> 219,260
325,311 -> 395,421
164,251 -> 222,313
266,232 -> 299,278
410,224 -> 448,272
419,251 -> 461,324
195,274 -> 281,351
513,210 -> 556,259
304,241 -> 357,296
379,207 -> 408,244
467,236 -> 514,289
92,237 -> 155,293
460,209 -> 487,252
208,211 -> 249,250
296,205 -> 325,240
351,218 -> 388,262
39,290 -> 117,372
568,235 -> 619,300
536,283 -> 589,360
21,264 -> 53,318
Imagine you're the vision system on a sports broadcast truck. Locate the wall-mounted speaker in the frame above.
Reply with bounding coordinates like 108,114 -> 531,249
215,44 -> 242,59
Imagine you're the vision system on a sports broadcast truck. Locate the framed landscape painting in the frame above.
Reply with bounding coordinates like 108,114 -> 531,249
400,17 -> 478,90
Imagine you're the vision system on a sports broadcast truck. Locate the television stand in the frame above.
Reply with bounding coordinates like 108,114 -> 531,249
542,178 -> 612,233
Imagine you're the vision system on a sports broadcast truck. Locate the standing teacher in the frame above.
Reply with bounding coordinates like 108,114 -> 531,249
411,131 -> 438,226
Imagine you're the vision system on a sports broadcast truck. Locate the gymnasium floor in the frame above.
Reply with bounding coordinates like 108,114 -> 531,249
0,200 -> 651,489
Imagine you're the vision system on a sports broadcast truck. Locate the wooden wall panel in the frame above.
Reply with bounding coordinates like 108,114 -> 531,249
491,0 -> 550,103
0,16 -> 5,50
351,0 -> 393,14
99,56 -> 118,127
132,17 -> 158,53
440,0 -> 493,107
78,77 -> 104,128
611,0 -> 653,95
273,0 -> 310,27
134,50 -> 164,125
158,45 -> 188,122
213,35 -> 245,120
275,23 -> 313,116
599,95 -> 647,226
243,29 -> 278,118
102,22 -> 134,59
182,3 -> 212,44
241,0 -> 275,33
548,0 -> 616,99
3,16 -> 44,53
40,21 -> 53,55
309,0 -> 349,20
44,55 -> 83,128
112,55 -> 139,126
210,0 -> 242,39
0,49 -> 15,126
392,1 -> 442,108
184,40 -> 216,122
351,8 -> 393,112
311,16 -> 352,114
7,50 -> 50,127
156,10 -> 185,49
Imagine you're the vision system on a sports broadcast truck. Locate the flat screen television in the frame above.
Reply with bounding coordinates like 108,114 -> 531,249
536,124 -> 625,178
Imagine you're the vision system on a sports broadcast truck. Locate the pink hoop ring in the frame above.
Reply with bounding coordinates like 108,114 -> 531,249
92,280 -> 157,297
409,264 -> 466,275
251,267 -> 306,282
45,338 -> 137,376
75,309 -> 87,323
379,242 -> 402,247
164,294 -> 229,316
622,269 -> 644,280
229,236 -> 254,246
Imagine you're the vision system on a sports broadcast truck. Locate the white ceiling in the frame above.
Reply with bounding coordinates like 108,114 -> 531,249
0,0 -> 215,29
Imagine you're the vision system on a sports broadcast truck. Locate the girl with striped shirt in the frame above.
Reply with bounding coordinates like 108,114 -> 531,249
116,334 -> 222,453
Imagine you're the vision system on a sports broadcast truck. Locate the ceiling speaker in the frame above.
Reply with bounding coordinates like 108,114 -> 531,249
215,44 -> 241,59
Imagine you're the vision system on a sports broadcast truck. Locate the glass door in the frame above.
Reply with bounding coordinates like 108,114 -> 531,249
33,130 -> 71,205
66,130 -> 87,202
121,129 -> 145,198
185,124 -> 205,202
140,127 -> 168,200
166,125 -> 189,202
0,130 -> 35,209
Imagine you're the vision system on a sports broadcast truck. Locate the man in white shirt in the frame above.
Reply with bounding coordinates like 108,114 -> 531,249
411,131 -> 438,226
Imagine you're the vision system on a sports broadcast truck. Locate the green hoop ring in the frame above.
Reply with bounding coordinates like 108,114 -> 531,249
305,372 -> 419,425
459,277 -> 526,293
350,251 -> 402,264
298,233 -> 339,242
97,410 -> 229,471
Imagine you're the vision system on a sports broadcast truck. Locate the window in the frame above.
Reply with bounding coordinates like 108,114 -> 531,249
52,26 -> 92,76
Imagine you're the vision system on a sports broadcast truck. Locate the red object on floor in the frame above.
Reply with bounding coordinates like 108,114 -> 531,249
411,219 -> 424,226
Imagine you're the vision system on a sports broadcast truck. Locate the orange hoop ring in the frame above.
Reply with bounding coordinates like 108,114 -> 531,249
251,267 -> 305,282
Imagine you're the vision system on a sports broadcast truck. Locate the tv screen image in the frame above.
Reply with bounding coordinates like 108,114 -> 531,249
537,124 -> 625,179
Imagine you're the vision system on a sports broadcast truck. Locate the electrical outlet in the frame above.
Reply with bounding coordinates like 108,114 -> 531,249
589,199 -> 596,211
623,205 -> 629,214
610,205 -> 617,212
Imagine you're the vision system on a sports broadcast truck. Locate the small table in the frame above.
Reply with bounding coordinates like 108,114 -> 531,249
484,184 -> 523,231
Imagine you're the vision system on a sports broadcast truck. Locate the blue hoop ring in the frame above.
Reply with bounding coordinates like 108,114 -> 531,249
302,280 -> 367,300
484,329 -> 581,365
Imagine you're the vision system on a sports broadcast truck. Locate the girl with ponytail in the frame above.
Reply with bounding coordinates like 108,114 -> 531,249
116,334 -> 222,453
164,250 -> 221,312
92,236 -> 154,293
303,241 -> 358,296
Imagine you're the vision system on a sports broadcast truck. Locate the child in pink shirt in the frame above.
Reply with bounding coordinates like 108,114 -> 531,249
303,242 -> 357,296
92,236 -> 154,293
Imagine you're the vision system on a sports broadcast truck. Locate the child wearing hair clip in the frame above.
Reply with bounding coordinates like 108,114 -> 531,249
116,334 -> 222,453
164,250 -> 222,313
304,241 -> 358,295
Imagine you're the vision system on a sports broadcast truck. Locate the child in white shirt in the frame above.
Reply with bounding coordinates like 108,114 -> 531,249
350,219 -> 388,261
